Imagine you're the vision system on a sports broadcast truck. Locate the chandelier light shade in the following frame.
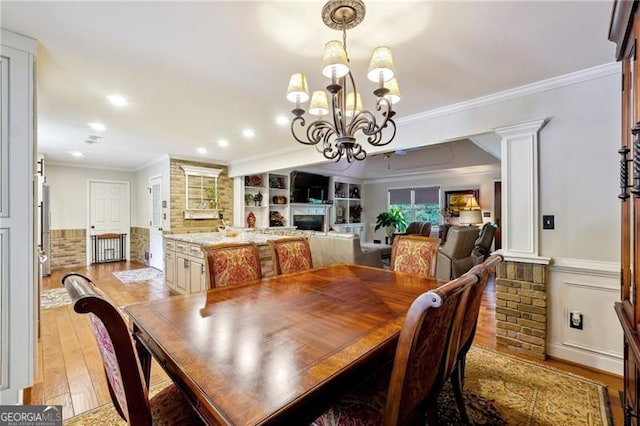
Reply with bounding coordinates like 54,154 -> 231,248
286,0 -> 400,163
309,91 -> 330,116
383,77 -> 401,105
286,73 -> 310,103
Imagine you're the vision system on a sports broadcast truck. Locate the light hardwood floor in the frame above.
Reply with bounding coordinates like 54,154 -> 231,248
27,260 -> 623,424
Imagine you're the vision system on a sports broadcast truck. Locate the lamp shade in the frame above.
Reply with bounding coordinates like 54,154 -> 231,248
345,91 -> 363,117
321,41 -> 350,79
286,73 -> 310,103
309,90 -> 330,116
367,46 -> 395,83
383,77 -> 401,105
464,196 -> 480,210
459,210 -> 483,225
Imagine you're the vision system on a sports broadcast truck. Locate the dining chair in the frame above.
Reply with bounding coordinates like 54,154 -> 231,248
268,237 -> 313,275
201,242 -> 262,288
61,273 -> 203,425
311,271 -> 477,426
390,235 -> 441,278
449,253 -> 504,423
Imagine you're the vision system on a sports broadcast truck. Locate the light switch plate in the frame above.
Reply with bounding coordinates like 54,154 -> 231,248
543,215 -> 554,230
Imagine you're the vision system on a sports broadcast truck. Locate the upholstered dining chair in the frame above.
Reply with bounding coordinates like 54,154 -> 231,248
390,235 -> 441,278
201,242 -> 262,288
268,237 -> 313,275
312,271 -> 477,426
449,254 -> 503,423
61,273 -> 203,425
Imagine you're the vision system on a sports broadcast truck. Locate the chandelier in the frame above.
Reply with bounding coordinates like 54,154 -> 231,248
286,0 -> 400,163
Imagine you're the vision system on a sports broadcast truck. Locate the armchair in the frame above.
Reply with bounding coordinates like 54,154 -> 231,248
436,226 -> 480,281
391,221 -> 432,243
472,222 -> 498,264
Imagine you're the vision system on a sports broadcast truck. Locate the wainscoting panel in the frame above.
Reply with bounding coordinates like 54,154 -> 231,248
548,258 -> 622,374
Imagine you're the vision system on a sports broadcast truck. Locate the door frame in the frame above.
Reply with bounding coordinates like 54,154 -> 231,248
148,175 -> 163,270
85,179 -> 131,265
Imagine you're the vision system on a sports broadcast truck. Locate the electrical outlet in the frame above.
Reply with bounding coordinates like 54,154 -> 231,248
219,212 -> 224,219
569,311 -> 583,330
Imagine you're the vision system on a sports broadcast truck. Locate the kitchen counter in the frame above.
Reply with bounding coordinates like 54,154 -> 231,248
164,231 -> 288,246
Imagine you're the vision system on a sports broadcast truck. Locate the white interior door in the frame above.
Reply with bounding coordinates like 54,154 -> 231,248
88,181 -> 130,263
149,176 -> 163,270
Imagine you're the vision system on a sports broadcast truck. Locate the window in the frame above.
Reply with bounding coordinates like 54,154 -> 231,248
389,187 -> 441,224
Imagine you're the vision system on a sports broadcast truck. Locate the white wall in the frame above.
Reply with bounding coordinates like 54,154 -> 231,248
133,156 -> 170,229
46,164 -> 135,229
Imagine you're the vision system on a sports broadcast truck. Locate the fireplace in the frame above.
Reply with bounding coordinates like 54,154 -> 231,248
293,214 -> 324,231
291,205 -> 331,232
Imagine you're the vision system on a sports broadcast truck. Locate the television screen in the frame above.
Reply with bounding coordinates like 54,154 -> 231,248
290,171 -> 329,203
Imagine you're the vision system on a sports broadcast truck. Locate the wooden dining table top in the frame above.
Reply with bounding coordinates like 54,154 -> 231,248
124,263 -> 439,425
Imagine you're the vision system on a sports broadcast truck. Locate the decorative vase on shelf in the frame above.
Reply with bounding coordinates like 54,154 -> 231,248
254,191 -> 263,206
247,212 -> 256,228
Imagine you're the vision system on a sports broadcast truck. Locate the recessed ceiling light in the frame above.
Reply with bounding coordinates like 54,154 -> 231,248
197,147 -> 207,154
70,151 -> 84,157
276,115 -> 289,126
217,139 -> 229,147
243,129 -> 255,138
106,94 -> 128,107
88,122 -> 106,131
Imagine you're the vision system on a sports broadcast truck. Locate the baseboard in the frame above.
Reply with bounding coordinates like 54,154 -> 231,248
548,342 -> 622,375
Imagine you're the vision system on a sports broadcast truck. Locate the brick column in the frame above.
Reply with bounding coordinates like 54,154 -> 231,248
495,260 -> 547,359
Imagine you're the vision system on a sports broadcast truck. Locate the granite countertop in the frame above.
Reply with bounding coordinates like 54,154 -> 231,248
164,231 -> 287,246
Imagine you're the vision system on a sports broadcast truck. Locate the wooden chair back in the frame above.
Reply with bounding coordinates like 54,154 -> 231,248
383,272 -> 476,425
458,254 -> 503,353
201,242 -> 262,288
390,235 -> 441,278
268,237 -> 313,275
61,273 -> 152,425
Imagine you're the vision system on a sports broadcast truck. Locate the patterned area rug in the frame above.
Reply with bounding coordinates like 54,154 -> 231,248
41,288 -> 72,310
63,346 -> 612,425
112,267 -> 163,284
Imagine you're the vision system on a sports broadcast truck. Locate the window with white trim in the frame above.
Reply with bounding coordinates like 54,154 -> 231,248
389,186 -> 441,224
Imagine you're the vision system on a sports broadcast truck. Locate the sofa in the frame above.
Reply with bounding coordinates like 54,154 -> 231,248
309,232 -> 384,268
436,226 -> 480,281
391,221 -> 432,244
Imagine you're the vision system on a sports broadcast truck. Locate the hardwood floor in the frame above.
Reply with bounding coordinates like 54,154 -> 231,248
26,261 -> 623,424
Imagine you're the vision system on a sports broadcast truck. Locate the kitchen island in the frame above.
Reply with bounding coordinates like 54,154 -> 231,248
163,231 -> 291,294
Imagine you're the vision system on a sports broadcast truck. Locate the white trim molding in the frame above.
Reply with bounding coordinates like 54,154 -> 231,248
547,258 -> 622,374
495,119 -> 549,262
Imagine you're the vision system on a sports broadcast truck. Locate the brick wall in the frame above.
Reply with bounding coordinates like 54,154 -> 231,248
51,229 -> 86,269
169,158 -> 233,234
130,226 -> 149,264
495,261 -> 547,359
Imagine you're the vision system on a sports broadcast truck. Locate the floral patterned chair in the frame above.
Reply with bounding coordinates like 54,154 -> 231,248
268,237 -> 313,275
311,270 -> 476,425
61,273 -> 203,425
201,242 -> 262,288
390,235 -> 441,278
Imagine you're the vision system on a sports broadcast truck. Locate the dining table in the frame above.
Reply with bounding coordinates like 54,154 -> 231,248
124,263 -> 440,425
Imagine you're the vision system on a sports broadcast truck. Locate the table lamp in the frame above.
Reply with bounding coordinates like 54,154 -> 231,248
459,196 -> 483,225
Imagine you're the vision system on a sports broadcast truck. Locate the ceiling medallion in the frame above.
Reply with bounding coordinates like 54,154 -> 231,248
286,0 -> 400,163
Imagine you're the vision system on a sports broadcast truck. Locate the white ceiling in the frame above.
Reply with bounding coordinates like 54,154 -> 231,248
1,1 -> 615,171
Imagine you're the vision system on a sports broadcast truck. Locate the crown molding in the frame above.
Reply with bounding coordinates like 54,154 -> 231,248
135,154 -> 170,172
398,62 -> 620,126
362,163 -> 500,185
46,160 -> 136,173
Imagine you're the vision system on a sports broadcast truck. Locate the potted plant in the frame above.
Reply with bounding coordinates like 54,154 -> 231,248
244,193 -> 254,206
374,208 -> 407,237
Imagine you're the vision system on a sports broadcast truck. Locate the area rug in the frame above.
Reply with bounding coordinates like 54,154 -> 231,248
40,288 -> 72,309
112,267 -> 163,284
63,346 -> 613,425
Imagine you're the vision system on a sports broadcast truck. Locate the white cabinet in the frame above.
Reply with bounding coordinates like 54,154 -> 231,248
165,238 -> 206,294
242,173 -> 290,228
181,165 -> 222,219
164,239 -> 176,289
